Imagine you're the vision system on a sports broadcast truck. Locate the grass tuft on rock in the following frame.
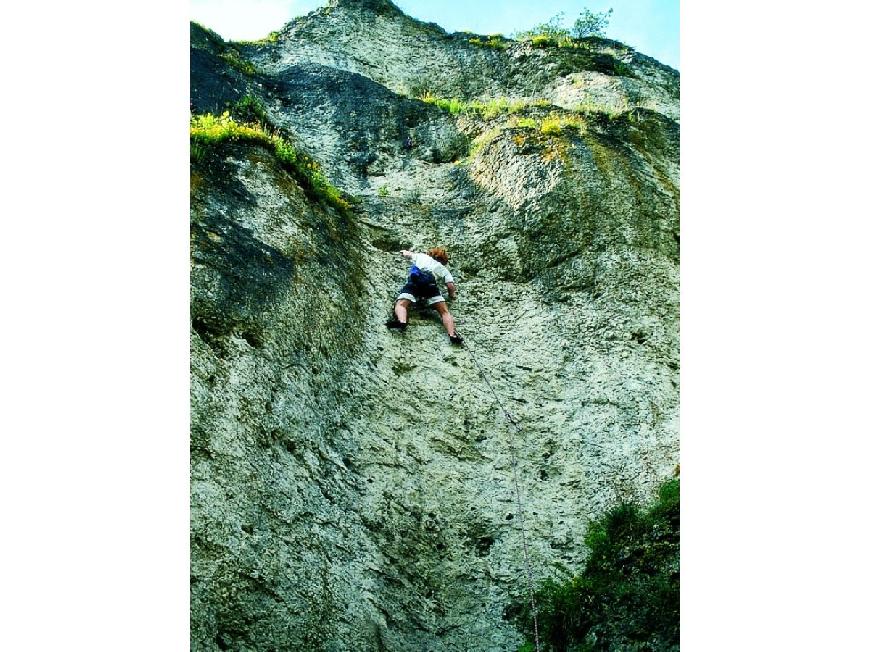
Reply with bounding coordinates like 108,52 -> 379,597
509,112 -> 588,136
418,94 -> 550,120
512,478 -> 679,651
190,112 -> 351,212
468,34 -> 508,50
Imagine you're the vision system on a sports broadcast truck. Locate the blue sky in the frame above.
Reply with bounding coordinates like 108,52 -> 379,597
190,0 -> 679,69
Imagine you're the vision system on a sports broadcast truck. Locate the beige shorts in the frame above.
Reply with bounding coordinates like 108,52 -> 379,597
397,292 -> 445,306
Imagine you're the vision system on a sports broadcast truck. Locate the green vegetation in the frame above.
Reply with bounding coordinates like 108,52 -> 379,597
512,478 -> 679,651
220,48 -> 258,75
570,101 -> 623,120
190,21 -> 259,75
420,94 -> 466,115
553,50 -> 633,78
377,186 -> 390,197
234,30 -> 281,46
612,60 -> 633,76
511,117 -> 539,130
230,94 -> 270,126
540,115 -> 583,136
510,112 -> 588,136
418,93 -> 550,119
515,9 -> 612,46
190,112 -> 351,212
468,34 -> 508,50
515,12 -> 574,48
466,127 -> 505,159
462,102 -> 628,163
507,11 -> 633,77
572,8 -> 613,38
191,21 -> 223,44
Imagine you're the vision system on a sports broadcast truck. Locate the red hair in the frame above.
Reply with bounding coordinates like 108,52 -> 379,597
427,247 -> 449,264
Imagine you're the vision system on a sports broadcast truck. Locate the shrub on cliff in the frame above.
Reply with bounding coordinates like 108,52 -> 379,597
515,9 -> 613,47
515,13 -> 573,48
513,478 -> 680,651
571,9 -> 613,39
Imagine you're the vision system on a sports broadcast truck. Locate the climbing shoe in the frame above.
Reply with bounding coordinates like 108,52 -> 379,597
449,333 -> 464,346
385,319 -> 407,331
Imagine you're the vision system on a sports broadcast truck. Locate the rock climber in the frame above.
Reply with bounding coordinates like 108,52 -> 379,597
386,247 -> 463,345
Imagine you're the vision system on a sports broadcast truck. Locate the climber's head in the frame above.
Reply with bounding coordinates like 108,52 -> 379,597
428,247 -> 449,265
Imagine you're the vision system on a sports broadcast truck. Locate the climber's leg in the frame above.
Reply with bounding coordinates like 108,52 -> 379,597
432,300 -> 457,337
393,298 -> 412,325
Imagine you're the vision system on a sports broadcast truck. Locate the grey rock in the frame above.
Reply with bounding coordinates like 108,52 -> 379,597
191,2 -> 678,651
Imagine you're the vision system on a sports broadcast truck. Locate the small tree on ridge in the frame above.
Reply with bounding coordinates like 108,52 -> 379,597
571,8 -> 613,38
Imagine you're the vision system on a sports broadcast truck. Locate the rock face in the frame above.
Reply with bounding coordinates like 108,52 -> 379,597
190,1 -> 679,650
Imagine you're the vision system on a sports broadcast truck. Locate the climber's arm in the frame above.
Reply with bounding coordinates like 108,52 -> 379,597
400,249 -> 416,259
446,282 -> 457,299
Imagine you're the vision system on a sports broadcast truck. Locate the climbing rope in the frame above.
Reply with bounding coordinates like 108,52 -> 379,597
457,329 -> 542,652
388,242 -> 541,646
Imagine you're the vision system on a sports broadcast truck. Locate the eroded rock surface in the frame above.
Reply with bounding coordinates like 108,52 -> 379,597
191,2 -> 679,650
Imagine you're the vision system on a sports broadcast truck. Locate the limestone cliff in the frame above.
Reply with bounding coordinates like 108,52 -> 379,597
190,1 -> 679,649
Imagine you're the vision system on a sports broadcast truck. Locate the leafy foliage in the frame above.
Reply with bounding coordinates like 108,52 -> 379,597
572,9 -> 613,39
190,112 -> 351,212
515,12 -> 573,47
514,9 -> 613,47
512,478 -> 679,651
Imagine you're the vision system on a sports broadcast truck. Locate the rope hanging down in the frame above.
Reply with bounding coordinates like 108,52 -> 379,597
457,329 -> 542,652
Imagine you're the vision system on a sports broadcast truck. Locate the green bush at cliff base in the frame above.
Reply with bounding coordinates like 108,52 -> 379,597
190,112 -> 350,212
513,478 -> 679,651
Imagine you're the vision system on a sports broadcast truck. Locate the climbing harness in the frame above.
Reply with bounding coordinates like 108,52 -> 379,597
458,329 -> 542,652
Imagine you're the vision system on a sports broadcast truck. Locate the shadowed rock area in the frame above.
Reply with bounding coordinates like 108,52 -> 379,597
191,1 -> 679,650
